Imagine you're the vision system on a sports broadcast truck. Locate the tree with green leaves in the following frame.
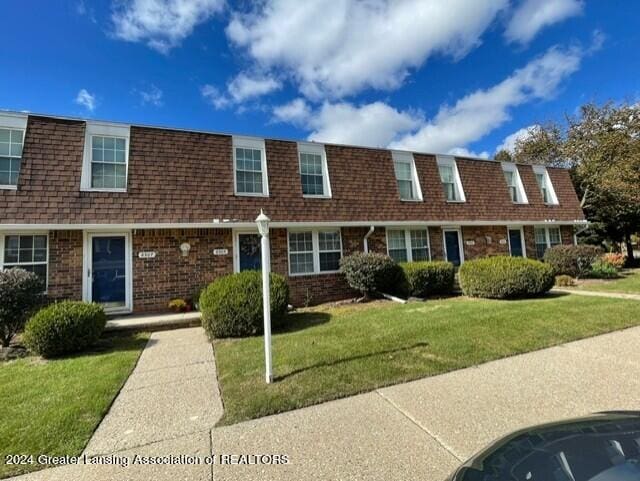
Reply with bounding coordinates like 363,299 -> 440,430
506,102 -> 640,264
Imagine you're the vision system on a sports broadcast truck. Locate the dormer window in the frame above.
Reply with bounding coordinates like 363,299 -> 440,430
437,155 -> 465,202
392,151 -> 422,201
533,165 -> 558,205
501,163 -> 528,204
298,142 -> 331,198
81,122 -> 130,192
233,136 -> 269,196
0,113 -> 27,189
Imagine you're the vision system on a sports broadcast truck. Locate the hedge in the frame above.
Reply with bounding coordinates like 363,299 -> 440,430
543,245 -> 602,278
400,261 -> 455,297
459,256 -> 555,299
23,301 -> 106,358
0,268 -> 45,347
199,271 -> 289,338
339,252 -> 407,298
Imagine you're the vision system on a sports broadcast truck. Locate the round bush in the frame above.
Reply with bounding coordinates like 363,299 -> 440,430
543,245 -> 602,278
0,268 -> 45,347
459,256 -> 555,299
23,301 -> 106,358
401,261 -> 455,297
199,271 -> 289,338
339,252 -> 407,298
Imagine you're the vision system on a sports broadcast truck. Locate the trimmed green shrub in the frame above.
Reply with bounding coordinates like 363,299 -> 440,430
543,245 -> 602,278
555,274 -> 575,287
23,301 -> 106,358
339,252 -> 408,298
0,268 -> 45,347
459,256 -> 555,299
400,261 -> 455,297
589,259 -> 619,279
200,271 -> 289,338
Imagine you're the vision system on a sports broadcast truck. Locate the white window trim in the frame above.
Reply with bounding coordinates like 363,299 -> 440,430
385,227 -> 431,262
532,165 -> 559,205
287,228 -> 342,277
298,142 -> 332,199
80,121 -> 131,193
506,226 -> 527,258
233,136 -> 269,197
0,112 -> 28,190
0,231 -> 49,292
436,155 -> 466,202
501,163 -> 529,204
391,151 -> 423,202
534,226 -> 562,257
442,227 -> 465,264
82,230 -> 133,314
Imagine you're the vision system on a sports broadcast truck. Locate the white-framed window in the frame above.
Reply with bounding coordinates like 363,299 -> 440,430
437,155 -> 465,202
0,113 -> 27,189
233,136 -> 269,196
81,122 -> 130,192
534,226 -> 562,259
386,228 -> 431,263
298,142 -> 331,197
0,233 -> 48,287
288,229 -> 342,276
392,151 -> 422,201
533,165 -> 559,205
501,163 -> 528,203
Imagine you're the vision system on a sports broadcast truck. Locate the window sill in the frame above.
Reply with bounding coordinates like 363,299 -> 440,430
399,198 -> 423,202
544,202 -> 560,206
0,184 -> 17,190
234,192 -> 269,198
81,188 -> 127,193
512,201 -> 529,205
288,270 -> 341,278
303,194 -> 332,199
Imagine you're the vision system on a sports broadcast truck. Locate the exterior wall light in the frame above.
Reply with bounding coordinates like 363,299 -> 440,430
179,242 -> 191,257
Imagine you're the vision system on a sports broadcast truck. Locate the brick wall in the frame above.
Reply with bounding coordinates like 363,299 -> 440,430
48,230 -> 83,302
132,229 -> 232,312
461,226 -> 510,260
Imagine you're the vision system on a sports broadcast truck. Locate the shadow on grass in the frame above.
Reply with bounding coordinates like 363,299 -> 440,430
274,341 -> 430,382
48,333 -> 151,360
275,311 -> 331,334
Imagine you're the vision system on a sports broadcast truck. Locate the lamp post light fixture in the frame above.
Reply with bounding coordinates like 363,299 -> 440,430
255,209 -> 273,383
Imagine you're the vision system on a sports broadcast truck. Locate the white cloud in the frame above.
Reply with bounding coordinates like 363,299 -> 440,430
112,0 -> 224,53
276,44 -> 583,154
201,73 -> 281,109
75,89 -> 97,111
505,0 -> 583,45
272,98 -> 312,126
138,84 -> 164,106
227,0 -> 508,99
496,124 -> 540,152
447,147 -> 490,159
306,101 -> 423,148
389,44 -> 583,152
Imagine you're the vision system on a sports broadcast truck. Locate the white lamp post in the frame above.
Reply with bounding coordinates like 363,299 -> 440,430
256,209 -> 273,383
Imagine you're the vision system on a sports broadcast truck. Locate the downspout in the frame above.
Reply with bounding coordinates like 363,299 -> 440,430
363,226 -> 375,253
574,223 -> 590,245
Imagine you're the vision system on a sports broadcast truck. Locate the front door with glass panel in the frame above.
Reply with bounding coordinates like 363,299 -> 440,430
444,230 -> 462,266
508,229 -> 524,257
238,233 -> 261,271
90,235 -> 127,309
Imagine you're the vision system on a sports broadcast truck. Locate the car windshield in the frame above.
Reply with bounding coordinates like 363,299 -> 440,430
454,415 -> 640,481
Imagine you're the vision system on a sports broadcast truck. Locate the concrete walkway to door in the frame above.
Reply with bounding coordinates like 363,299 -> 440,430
9,325 -> 640,481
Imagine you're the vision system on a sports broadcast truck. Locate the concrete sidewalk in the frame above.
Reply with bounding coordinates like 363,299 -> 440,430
552,287 -> 640,301
9,326 -> 640,481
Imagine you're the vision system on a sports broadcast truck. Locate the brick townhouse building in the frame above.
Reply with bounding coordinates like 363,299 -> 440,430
0,112 -> 586,313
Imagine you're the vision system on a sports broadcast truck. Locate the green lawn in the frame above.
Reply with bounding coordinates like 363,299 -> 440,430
214,294 -> 640,426
0,333 -> 148,479
574,268 -> 640,294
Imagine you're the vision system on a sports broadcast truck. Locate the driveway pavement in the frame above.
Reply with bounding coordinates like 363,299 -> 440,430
9,325 -> 640,481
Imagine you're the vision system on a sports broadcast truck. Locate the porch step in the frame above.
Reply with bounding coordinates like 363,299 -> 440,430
105,311 -> 201,333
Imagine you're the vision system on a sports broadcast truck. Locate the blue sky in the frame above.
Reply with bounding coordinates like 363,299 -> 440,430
1,0 -> 639,157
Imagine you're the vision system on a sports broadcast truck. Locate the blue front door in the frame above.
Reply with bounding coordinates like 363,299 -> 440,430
509,229 -> 524,257
92,236 -> 126,308
444,230 -> 462,266
238,234 -> 261,271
